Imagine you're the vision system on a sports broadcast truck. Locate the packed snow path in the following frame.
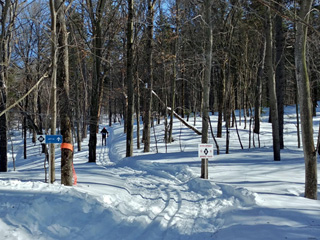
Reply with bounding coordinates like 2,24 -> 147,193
1,107 -> 320,240
85,127 -> 257,239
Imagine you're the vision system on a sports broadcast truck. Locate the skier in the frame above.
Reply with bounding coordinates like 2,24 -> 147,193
100,127 -> 109,146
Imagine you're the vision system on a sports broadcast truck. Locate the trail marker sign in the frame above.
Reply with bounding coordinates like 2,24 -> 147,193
198,144 -> 214,159
37,135 -> 63,144
45,135 -> 63,144
37,135 -> 46,144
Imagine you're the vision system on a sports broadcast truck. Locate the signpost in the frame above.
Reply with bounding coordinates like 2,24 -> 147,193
198,144 -> 213,179
37,134 -> 62,144
198,144 -> 214,159
37,135 -> 63,183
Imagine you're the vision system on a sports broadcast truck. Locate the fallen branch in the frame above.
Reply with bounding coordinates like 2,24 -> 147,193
152,90 -> 202,135
0,71 -> 48,118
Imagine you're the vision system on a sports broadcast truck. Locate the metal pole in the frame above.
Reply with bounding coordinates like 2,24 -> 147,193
48,144 -> 51,183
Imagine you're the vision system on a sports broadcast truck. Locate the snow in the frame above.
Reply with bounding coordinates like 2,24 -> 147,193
1,105 -> 320,240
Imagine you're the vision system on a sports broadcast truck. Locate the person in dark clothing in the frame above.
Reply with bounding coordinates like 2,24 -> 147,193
100,127 -> 109,146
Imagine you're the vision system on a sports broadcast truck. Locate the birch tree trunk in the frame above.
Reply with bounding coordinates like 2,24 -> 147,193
295,0 -> 317,200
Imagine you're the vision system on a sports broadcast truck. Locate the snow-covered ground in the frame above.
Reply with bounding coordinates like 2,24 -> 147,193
1,105 -> 320,240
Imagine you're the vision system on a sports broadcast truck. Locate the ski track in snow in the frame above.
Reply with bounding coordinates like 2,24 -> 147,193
1,106 -> 320,239
88,127 -> 257,240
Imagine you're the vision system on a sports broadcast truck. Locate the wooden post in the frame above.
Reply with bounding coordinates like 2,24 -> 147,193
201,158 -> 208,179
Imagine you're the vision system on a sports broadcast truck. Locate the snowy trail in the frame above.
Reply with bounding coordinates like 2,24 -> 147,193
2,106 -> 320,239
79,128 -> 257,240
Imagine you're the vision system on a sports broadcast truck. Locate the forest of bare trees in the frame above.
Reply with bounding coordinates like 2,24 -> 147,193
0,0 -> 319,199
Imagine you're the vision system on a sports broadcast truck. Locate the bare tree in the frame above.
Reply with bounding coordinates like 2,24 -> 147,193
0,0 -> 19,172
168,0 -> 179,144
49,0 -> 58,182
275,0 -> 285,149
126,0 -> 134,157
87,0 -> 107,162
265,5 -> 280,161
254,38 -> 266,137
201,0 -> 212,179
295,0 -> 317,199
143,0 -> 156,152
56,0 -> 73,186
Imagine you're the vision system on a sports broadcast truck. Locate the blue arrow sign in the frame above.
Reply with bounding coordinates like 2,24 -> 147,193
45,135 -> 63,144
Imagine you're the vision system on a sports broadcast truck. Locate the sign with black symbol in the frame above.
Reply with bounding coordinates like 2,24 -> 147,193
37,135 -> 46,144
198,144 -> 214,159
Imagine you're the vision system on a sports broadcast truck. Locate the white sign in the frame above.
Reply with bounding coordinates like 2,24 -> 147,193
198,144 -> 214,159
37,135 -> 46,144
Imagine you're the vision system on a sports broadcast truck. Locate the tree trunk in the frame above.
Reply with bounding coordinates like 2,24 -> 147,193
295,82 -> 301,149
135,67 -> 141,149
126,0 -> 134,157
143,0 -> 155,152
265,6 -> 280,161
87,0 -> 107,162
0,0 -> 13,172
201,0 -> 212,179
81,52 -> 88,139
23,85 -> 28,159
56,0 -> 73,186
295,0 -> 317,200
75,75 -> 82,152
168,0 -> 179,144
275,0 -> 285,149
0,69 -> 7,171
169,52 -> 176,143
254,38 -> 266,135
217,67 -> 225,138
49,0 -> 58,183
31,86 -> 38,143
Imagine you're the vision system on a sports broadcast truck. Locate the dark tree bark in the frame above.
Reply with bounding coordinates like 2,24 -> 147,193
87,0 -> 107,162
265,6 -> 280,161
275,0 -> 285,149
0,0 -> 13,172
168,48 -> 176,143
217,68 -> 225,138
56,0 -> 73,186
126,0 -> 134,157
23,84 -> 28,159
254,38 -> 266,135
143,0 -> 155,152
135,71 -> 141,149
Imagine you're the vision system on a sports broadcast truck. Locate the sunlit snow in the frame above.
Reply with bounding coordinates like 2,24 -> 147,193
1,105 -> 320,240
